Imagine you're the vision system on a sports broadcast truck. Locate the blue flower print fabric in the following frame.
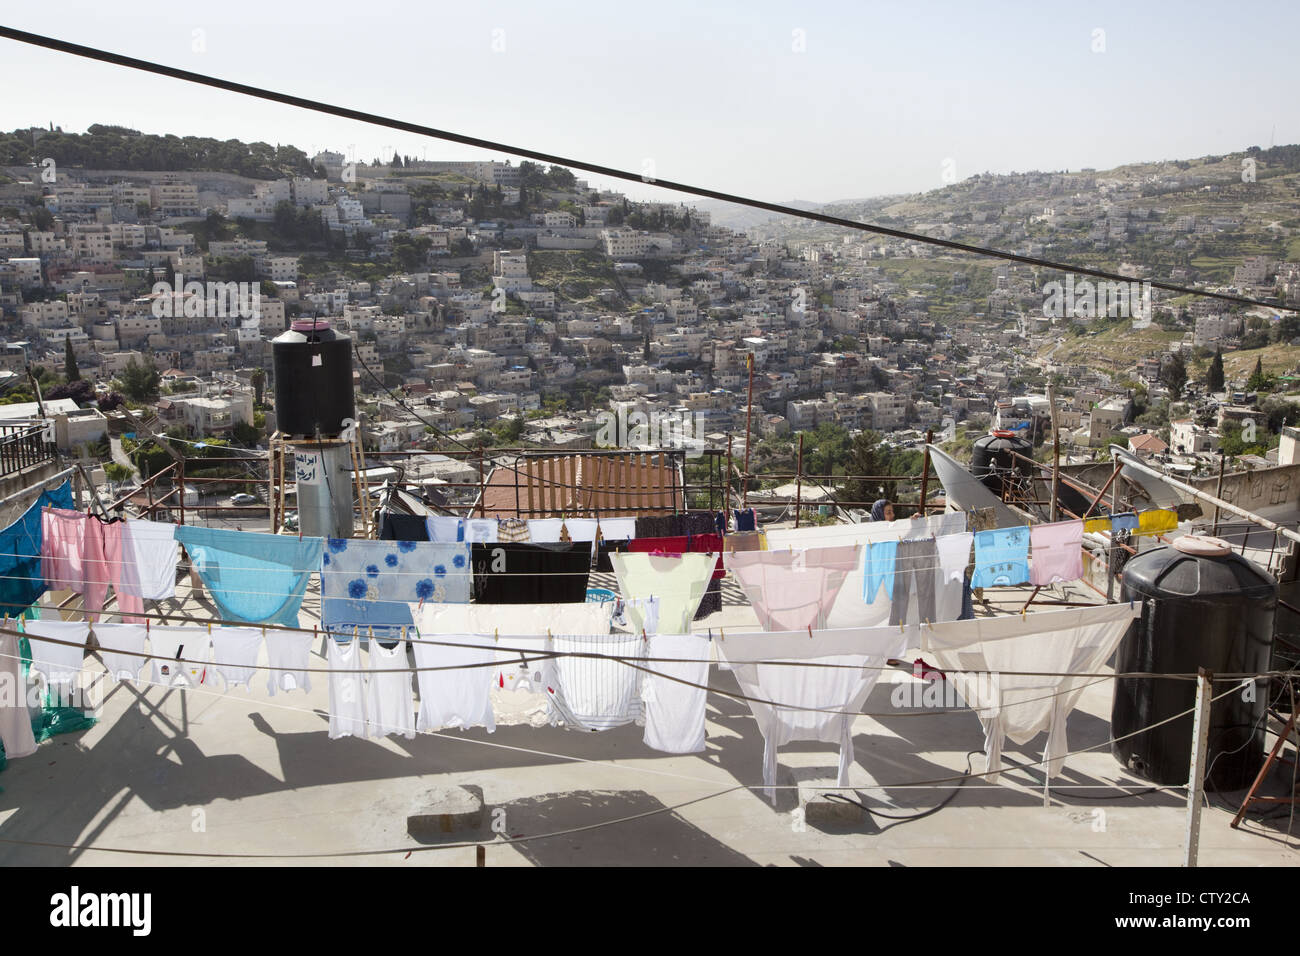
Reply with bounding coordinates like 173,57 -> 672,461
321,538 -> 471,640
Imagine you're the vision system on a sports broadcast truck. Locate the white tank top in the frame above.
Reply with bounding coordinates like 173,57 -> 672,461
266,631 -> 314,696
367,636 -> 415,739
327,636 -> 367,739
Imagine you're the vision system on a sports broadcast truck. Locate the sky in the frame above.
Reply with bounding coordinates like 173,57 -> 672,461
2,1 -> 1298,206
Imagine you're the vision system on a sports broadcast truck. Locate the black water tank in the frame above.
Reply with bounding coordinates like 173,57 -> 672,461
271,318 -> 355,438
1112,536 -> 1275,790
971,431 -> 1033,496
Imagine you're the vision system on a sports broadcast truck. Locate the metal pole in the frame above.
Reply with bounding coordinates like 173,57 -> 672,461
1048,385 -> 1060,523
477,446 -> 486,517
725,433 -> 733,513
1183,667 -> 1214,868
794,433 -> 803,529
742,353 -> 754,510
1213,454 -> 1225,536
1108,460 -> 1119,601
918,429 -> 933,515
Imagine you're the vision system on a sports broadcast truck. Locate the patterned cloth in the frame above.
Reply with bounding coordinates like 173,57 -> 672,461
321,538 -> 471,641
496,518 -> 531,542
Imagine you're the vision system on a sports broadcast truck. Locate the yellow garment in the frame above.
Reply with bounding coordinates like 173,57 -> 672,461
1084,518 -> 1111,534
1138,509 -> 1177,534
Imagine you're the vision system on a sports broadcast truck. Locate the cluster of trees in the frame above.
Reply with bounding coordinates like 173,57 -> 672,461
518,161 -> 577,191
625,206 -> 694,232
756,423 -> 923,506
268,202 -> 340,250
0,125 -> 317,178
114,357 -> 162,404
391,234 -> 432,272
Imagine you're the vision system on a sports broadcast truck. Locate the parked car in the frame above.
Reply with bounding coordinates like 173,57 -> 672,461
231,493 -> 258,506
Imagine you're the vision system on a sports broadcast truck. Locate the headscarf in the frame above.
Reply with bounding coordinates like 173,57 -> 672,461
870,499 -> 890,522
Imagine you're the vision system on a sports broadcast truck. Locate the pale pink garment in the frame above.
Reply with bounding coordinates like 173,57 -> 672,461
40,510 -> 144,622
725,545 -> 861,631
41,508 -> 88,592
94,520 -> 145,623
1029,520 -> 1084,585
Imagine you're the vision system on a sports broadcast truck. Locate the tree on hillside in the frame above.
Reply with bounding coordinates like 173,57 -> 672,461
116,357 -> 161,403
1247,356 -> 1271,392
63,333 -> 80,382
842,430 -> 893,506
1207,347 -> 1225,392
1159,352 -> 1187,401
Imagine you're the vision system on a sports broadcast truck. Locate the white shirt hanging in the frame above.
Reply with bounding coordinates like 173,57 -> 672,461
327,635 -> 367,739
368,636 -> 415,739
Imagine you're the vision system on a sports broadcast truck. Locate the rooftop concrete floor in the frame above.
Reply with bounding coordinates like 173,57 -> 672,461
1,565 -> 1297,867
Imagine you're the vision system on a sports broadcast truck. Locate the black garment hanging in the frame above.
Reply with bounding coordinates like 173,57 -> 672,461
594,537 -> 629,573
471,541 -> 591,604
379,512 -> 430,542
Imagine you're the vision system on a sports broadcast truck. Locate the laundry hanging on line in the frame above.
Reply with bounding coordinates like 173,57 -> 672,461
175,525 -> 323,628
321,538 -> 471,641
726,545 -> 861,632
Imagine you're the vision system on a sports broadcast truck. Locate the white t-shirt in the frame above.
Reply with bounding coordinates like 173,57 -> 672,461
327,635 -> 367,739
368,638 -> 415,739
267,631 -> 315,696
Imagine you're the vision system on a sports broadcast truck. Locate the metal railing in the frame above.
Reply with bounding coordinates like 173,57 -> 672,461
0,423 -> 57,479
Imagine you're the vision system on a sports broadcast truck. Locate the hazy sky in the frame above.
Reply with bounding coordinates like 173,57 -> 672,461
3,1 -> 1297,205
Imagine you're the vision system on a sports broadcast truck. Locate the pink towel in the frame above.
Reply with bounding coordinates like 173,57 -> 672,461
41,508 -> 88,592
1029,521 -> 1084,586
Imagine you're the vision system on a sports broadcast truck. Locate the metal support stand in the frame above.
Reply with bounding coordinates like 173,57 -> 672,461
1230,678 -> 1300,829
1183,667 -> 1214,868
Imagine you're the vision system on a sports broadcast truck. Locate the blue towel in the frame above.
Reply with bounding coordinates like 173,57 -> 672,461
972,527 -> 1030,588
863,540 -> 898,602
176,526 -> 323,627
1111,512 -> 1138,532
0,480 -> 73,616
321,538 -> 471,641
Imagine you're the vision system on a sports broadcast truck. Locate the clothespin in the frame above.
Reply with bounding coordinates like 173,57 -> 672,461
494,627 -> 499,644
641,627 -> 647,643
145,617 -> 150,635
206,621 -> 211,635
807,624 -> 813,640
899,620 -> 905,634
1021,606 -> 1026,621
719,627 -> 724,642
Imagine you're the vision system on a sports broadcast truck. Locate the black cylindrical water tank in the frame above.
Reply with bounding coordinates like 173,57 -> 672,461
1112,536 -> 1275,790
271,318 -> 355,439
971,431 -> 1033,496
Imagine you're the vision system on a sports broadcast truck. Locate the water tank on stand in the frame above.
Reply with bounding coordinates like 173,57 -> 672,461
271,318 -> 358,539
1112,536 -> 1276,790
971,430 -> 1034,499
271,318 -> 355,439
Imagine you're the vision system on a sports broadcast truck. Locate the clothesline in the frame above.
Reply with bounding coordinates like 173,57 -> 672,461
1,642 -> 1135,723
7,621 -> 1279,682
10,637 -> 1230,787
